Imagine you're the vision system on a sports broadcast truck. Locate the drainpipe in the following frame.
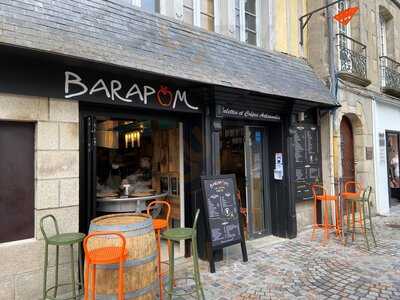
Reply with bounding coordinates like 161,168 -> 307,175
326,0 -> 339,195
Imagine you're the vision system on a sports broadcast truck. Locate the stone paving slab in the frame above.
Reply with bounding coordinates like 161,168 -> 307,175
169,206 -> 400,300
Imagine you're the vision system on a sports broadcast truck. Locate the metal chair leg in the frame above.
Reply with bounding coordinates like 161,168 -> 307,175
53,246 -> 59,298
156,230 -> 163,300
311,199 -> 318,241
43,243 -> 49,300
78,245 -> 83,292
91,265 -> 96,300
367,200 -> 377,247
118,260 -> 124,300
345,202 -> 351,246
192,236 -> 205,300
361,200 -> 370,251
167,240 -> 174,300
352,202 -> 356,242
70,244 -> 77,300
84,260 -> 89,300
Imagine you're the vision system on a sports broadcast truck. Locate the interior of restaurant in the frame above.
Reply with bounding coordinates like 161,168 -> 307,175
95,117 -> 183,260
220,125 -> 268,239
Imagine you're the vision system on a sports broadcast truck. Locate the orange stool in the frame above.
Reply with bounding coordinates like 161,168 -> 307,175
237,190 -> 248,233
311,185 -> 341,242
83,231 -> 128,300
147,200 -> 171,300
342,181 -> 364,234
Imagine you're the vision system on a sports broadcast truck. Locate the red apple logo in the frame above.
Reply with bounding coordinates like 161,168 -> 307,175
156,86 -> 173,107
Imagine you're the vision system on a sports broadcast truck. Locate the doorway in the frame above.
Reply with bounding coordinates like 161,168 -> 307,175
80,111 -> 186,259
340,116 -> 355,190
220,125 -> 271,238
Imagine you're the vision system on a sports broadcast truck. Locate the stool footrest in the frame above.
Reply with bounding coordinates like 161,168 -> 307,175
164,277 -> 201,297
44,283 -> 83,300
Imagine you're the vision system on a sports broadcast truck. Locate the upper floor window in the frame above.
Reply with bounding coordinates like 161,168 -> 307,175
183,0 -> 195,25
133,0 -> 160,13
235,0 -> 257,46
200,0 -> 215,31
378,6 -> 394,58
183,0 -> 215,32
379,14 -> 388,57
337,0 -> 351,46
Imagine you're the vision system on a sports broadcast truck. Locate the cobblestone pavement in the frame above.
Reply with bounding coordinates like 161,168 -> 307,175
171,205 -> 400,300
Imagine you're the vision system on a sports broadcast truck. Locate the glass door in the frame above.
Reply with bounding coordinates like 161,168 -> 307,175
245,126 -> 269,237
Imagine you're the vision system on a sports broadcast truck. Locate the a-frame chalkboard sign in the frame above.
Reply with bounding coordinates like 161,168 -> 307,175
201,174 -> 248,273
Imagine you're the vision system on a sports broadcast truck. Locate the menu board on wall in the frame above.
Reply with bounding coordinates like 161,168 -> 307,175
201,174 -> 248,273
293,125 -> 322,202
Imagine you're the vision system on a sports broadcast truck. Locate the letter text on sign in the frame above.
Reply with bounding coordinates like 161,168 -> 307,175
65,71 -> 88,98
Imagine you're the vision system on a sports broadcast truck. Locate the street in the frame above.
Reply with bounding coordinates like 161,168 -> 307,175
173,206 -> 400,300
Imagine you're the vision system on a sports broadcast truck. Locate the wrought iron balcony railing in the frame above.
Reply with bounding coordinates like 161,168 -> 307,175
380,56 -> 400,97
336,33 -> 370,86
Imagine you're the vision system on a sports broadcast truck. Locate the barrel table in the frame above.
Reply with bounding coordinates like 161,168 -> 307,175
88,213 -> 157,300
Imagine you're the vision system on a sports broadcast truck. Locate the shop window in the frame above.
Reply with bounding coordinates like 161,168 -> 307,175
0,122 -> 34,243
235,0 -> 257,46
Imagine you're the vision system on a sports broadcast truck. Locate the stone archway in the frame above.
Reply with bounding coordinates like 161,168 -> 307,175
340,116 -> 355,188
338,113 -> 364,190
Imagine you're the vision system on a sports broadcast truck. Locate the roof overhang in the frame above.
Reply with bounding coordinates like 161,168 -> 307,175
0,0 -> 336,107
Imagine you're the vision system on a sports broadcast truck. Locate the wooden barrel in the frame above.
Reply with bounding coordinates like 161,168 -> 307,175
88,213 -> 157,300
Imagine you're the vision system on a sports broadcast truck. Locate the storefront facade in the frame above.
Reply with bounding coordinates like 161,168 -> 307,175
0,45 -> 334,298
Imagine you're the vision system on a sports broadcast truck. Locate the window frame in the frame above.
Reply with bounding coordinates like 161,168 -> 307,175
133,0 -> 160,14
379,14 -> 388,58
199,0 -> 215,31
337,0 -> 351,49
183,0 -> 218,32
234,0 -> 259,46
183,0 -> 195,26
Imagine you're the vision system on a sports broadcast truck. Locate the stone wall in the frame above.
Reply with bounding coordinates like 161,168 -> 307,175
0,94 -> 79,300
296,201 -> 314,232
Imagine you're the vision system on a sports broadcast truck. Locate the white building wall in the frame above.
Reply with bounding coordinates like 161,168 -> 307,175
374,99 -> 400,215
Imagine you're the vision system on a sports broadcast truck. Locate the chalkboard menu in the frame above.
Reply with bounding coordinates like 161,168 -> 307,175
292,125 -> 322,202
201,174 -> 248,273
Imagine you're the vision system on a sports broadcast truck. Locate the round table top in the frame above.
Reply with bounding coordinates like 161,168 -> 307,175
97,192 -> 169,203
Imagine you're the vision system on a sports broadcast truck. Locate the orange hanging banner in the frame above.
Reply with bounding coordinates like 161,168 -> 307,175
334,7 -> 359,26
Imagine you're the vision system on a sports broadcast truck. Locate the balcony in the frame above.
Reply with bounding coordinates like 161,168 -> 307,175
337,33 -> 371,87
380,56 -> 400,97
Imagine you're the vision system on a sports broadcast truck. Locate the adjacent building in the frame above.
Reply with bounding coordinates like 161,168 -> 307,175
307,0 -> 400,216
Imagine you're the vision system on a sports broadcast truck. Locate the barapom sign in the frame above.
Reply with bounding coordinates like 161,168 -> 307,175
0,52 -> 201,113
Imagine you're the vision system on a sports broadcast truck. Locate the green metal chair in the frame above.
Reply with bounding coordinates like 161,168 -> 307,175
40,214 -> 85,300
345,186 -> 377,250
161,209 -> 205,300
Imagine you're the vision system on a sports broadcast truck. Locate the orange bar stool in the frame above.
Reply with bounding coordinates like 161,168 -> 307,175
83,231 -> 128,300
237,190 -> 248,233
342,181 -> 364,233
147,200 -> 171,300
311,185 -> 341,242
